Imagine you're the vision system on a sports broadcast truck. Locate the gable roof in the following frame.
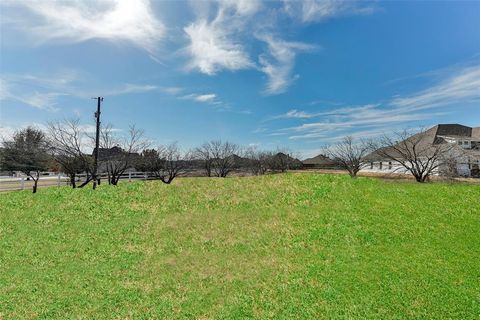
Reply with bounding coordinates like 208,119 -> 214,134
435,124 -> 472,137
302,154 -> 336,165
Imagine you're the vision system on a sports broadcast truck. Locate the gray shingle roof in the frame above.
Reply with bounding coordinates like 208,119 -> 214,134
435,124 -> 472,137
366,124 -> 480,161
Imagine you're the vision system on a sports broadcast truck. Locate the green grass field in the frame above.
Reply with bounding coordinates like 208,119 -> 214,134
1,173 -> 479,319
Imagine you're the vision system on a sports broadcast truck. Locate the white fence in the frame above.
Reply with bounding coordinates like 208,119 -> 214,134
0,172 -> 153,192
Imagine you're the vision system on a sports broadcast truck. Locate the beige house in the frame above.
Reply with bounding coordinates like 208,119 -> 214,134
363,124 -> 480,177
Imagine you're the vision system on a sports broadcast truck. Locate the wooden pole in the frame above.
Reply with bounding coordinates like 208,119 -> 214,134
92,97 -> 103,190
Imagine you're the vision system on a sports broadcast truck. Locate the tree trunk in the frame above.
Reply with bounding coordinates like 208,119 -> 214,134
348,169 -> 358,178
30,171 -> 39,193
70,175 -> 77,188
415,175 -> 425,183
161,177 -> 172,184
78,175 -> 92,188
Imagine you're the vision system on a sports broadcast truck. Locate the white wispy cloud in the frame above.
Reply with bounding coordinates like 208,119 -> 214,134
267,63 -> 480,142
107,84 -> 158,96
184,20 -> 253,75
273,109 -> 319,119
0,78 -> 66,111
1,71 -> 81,92
16,92 -> 66,111
181,93 -> 218,103
159,86 -> 183,95
252,127 -> 268,134
283,0 -> 376,23
390,64 -> 480,111
194,94 -> 217,103
184,0 -> 259,75
2,0 -> 164,54
288,112 -> 436,140
183,1 -> 322,95
182,0 -> 373,94
86,83 -> 183,98
258,34 -> 317,95
267,132 -> 288,137
0,79 -> 11,100
1,70 -> 184,111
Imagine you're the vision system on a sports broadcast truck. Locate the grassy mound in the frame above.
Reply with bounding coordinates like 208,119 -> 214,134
1,173 -> 479,319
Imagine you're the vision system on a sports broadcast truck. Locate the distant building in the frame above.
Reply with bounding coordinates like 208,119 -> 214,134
92,146 -> 141,172
302,154 -> 337,169
363,124 -> 480,177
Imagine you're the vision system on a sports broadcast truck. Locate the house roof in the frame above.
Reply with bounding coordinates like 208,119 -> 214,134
302,154 -> 336,165
435,124 -> 472,137
366,124 -> 479,161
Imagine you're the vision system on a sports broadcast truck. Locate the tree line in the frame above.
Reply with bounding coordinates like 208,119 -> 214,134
0,119 -> 301,193
1,120 -> 467,193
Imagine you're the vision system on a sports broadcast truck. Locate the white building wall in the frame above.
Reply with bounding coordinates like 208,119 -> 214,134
361,161 -> 410,175
362,158 -> 478,177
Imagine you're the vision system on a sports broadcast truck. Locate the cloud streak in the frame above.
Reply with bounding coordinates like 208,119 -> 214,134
390,64 -> 480,111
283,0 -> 377,23
181,93 -> 218,104
1,71 -> 185,111
268,64 -> 480,142
0,77 -> 66,111
273,109 -> 318,119
258,35 -> 317,95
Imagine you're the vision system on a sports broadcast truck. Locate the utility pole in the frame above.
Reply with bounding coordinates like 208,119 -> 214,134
92,97 -> 103,190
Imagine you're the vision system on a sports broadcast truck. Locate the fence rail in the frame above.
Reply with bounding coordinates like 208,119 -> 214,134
0,172 -> 153,192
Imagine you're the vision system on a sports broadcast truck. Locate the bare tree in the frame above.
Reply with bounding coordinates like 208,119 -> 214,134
244,147 -> 270,175
46,119 -> 93,188
324,136 -> 371,178
155,143 -> 187,184
138,144 -> 189,184
267,149 -> 301,173
98,125 -> 148,185
209,140 -> 240,177
193,141 -> 240,177
1,127 -> 50,193
372,128 -> 455,182
193,142 -> 214,177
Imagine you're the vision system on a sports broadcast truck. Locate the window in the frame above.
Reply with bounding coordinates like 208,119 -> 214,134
379,162 -> 383,170
388,161 -> 393,170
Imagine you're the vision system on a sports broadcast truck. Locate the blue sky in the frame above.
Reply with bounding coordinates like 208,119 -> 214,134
1,0 -> 479,158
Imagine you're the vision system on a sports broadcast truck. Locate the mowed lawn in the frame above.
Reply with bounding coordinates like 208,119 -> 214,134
1,173 -> 479,319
